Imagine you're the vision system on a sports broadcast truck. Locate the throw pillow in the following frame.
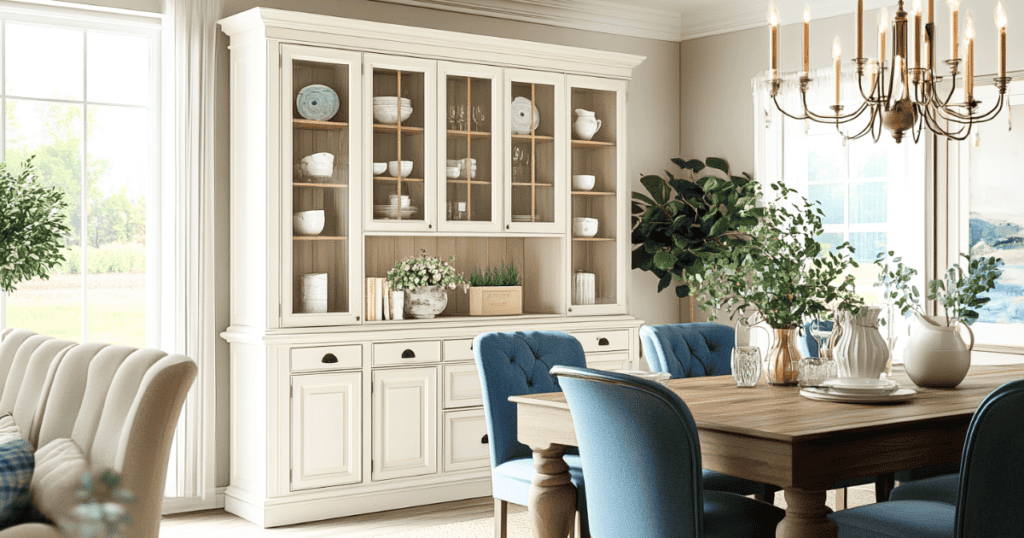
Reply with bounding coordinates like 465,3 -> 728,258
30,438 -> 88,524
0,422 -> 33,529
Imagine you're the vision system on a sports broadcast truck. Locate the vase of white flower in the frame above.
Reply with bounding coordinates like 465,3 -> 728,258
386,250 -> 467,319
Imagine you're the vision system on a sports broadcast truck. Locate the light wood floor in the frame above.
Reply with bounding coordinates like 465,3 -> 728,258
160,497 -> 526,537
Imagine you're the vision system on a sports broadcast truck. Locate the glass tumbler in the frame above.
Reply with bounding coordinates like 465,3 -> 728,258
731,346 -> 763,388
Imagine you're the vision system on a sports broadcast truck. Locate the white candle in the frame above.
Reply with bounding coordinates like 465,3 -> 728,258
948,0 -> 961,61
913,0 -> 923,69
996,1 -> 1008,79
965,12 -> 974,101
857,0 -> 864,59
833,37 -> 843,107
804,5 -> 811,74
879,7 -> 889,64
769,1 -> 780,78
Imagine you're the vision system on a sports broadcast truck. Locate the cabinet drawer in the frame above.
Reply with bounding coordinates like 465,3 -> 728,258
570,329 -> 630,353
443,363 -> 483,409
443,338 -> 475,362
373,340 -> 441,366
443,409 -> 491,473
291,345 -> 362,372
586,352 -> 630,372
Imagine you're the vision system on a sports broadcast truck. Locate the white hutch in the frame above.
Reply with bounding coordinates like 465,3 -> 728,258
220,8 -> 644,527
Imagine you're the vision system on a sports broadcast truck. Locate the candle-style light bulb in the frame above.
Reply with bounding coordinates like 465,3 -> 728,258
996,1 -> 1008,79
913,0 -> 923,69
879,7 -> 889,64
948,0 -> 961,61
803,5 -> 811,74
857,0 -> 864,59
769,1 -> 780,78
965,11 -> 975,101
833,37 -> 843,107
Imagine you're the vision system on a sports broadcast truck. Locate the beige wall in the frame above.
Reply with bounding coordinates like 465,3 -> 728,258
214,0 -> 682,487
68,0 -> 162,12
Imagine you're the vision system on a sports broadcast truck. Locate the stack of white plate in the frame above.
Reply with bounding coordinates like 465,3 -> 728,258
446,159 -> 478,179
374,205 -> 418,219
800,378 -> 916,403
373,97 -> 413,124
511,215 -> 532,222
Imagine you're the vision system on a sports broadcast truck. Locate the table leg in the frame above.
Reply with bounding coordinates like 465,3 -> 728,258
776,488 -> 837,538
527,444 -> 576,538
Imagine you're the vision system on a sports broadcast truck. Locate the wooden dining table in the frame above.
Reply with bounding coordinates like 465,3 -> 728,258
511,364 -> 1024,538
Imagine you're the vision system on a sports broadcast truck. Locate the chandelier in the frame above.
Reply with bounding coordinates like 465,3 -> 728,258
767,0 -> 1011,143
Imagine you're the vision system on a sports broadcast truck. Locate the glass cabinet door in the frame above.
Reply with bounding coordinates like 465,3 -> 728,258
437,62 -> 502,232
567,75 -> 626,315
364,54 -> 436,232
281,44 -> 362,327
504,69 -> 565,234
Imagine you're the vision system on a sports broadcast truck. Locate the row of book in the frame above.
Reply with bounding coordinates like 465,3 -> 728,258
365,277 -> 401,320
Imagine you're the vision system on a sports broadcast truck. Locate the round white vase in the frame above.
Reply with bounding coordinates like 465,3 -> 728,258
404,285 -> 448,319
903,313 -> 974,388
834,307 -> 889,379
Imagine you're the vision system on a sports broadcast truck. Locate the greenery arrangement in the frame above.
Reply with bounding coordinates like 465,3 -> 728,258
386,250 -> 467,292
632,157 -> 863,329
61,469 -> 134,538
876,251 -> 1002,327
469,262 -> 520,287
0,157 -> 71,293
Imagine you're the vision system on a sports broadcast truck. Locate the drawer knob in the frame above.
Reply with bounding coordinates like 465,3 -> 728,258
322,353 -> 338,364
401,349 -> 416,359
598,337 -> 610,346
481,434 -> 489,444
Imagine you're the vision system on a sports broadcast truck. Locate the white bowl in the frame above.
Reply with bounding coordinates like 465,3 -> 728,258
293,210 -> 325,236
388,160 -> 414,177
300,152 -> 335,180
572,217 -> 599,238
572,174 -> 596,191
373,104 -> 413,124
446,166 -> 460,179
373,162 -> 387,176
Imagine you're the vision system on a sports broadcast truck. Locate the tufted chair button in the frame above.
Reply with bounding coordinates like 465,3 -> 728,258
526,381 -> 533,387
510,357 -> 515,363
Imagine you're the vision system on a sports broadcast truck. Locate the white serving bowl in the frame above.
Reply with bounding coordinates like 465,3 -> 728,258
446,166 -> 460,179
300,152 -> 335,180
373,104 -> 414,124
388,160 -> 414,177
572,217 -> 599,238
572,174 -> 596,191
373,162 -> 387,176
293,210 -> 325,236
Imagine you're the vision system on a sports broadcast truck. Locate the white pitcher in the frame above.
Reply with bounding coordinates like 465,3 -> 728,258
573,109 -> 602,140
903,312 -> 974,388
834,307 -> 889,379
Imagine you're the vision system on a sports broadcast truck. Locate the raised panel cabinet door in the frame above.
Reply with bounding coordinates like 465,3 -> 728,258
280,44 -> 363,328
290,372 -> 362,490
372,367 -> 438,481
443,409 -> 491,473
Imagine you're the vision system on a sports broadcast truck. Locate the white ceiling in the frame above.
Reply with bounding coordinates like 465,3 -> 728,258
372,0 -> 893,41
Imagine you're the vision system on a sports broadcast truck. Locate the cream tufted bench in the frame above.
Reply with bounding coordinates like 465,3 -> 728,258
0,328 -> 197,538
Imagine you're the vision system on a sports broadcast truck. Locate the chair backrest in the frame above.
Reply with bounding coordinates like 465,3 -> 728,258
798,320 -> 833,358
0,329 -> 76,444
956,379 -> 1024,538
552,366 -> 704,537
640,323 -> 733,378
473,331 -> 587,468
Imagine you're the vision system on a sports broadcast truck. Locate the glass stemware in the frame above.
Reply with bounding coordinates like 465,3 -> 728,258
472,105 -> 485,131
457,105 -> 467,131
448,105 -> 457,130
731,346 -> 763,387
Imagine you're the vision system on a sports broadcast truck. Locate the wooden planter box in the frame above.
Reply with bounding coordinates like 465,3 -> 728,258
469,286 -> 523,316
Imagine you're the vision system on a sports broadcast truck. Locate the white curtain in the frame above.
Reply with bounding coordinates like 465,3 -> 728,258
167,0 -> 222,506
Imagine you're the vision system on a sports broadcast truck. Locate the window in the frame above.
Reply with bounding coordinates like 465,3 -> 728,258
0,5 -> 163,349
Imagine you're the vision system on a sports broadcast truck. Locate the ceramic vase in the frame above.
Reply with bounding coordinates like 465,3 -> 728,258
404,285 -> 448,319
391,290 -> 404,321
834,307 -> 889,379
765,327 -> 801,386
573,272 -> 595,305
903,312 -> 974,388
573,109 -> 602,140
300,273 -> 327,313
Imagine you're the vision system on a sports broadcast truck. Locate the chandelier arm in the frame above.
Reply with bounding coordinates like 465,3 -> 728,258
936,94 -> 1005,123
856,69 -> 887,105
923,106 -> 971,139
931,70 -> 961,109
797,90 -> 870,124
910,108 -> 925,143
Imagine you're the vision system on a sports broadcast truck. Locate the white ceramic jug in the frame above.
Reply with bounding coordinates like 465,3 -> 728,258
573,109 -> 602,140
834,307 -> 889,379
903,312 -> 974,388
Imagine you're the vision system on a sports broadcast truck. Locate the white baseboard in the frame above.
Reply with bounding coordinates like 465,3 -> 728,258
161,486 -> 228,515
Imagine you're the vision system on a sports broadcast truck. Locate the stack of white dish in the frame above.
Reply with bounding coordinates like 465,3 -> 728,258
373,97 -> 413,124
446,158 -> 477,179
299,152 -> 335,181
300,273 -> 328,313
387,160 -> 413,177
374,204 -> 417,219
511,215 -> 533,223
800,378 -> 916,403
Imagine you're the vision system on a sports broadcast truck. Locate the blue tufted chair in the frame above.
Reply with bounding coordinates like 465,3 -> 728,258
640,322 -> 778,502
552,365 -> 785,538
474,331 -> 590,538
829,379 -> 1024,537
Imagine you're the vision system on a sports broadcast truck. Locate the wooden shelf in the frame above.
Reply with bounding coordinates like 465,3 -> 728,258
374,176 -> 425,182
446,179 -> 492,186
374,123 -> 425,134
512,134 -> 554,142
294,236 -> 348,241
447,130 -> 491,139
511,182 -> 554,187
572,139 -> 615,148
294,182 -> 349,189
572,237 -> 615,242
293,119 -> 348,130
572,190 -> 615,196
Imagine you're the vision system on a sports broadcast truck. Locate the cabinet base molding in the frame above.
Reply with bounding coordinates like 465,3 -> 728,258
225,477 -> 492,528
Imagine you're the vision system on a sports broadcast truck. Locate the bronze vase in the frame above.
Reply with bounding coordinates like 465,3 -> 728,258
765,327 -> 801,386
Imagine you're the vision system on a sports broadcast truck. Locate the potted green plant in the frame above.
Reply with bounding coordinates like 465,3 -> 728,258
635,160 -> 864,385
876,251 -> 1002,387
0,157 -> 70,293
468,262 -> 522,316
385,250 -> 467,319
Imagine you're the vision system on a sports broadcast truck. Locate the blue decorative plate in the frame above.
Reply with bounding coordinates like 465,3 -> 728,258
296,84 -> 340,121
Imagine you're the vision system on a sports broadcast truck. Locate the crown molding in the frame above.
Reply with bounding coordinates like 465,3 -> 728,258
679,0 -> 894,41
366,0 -> 684,42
